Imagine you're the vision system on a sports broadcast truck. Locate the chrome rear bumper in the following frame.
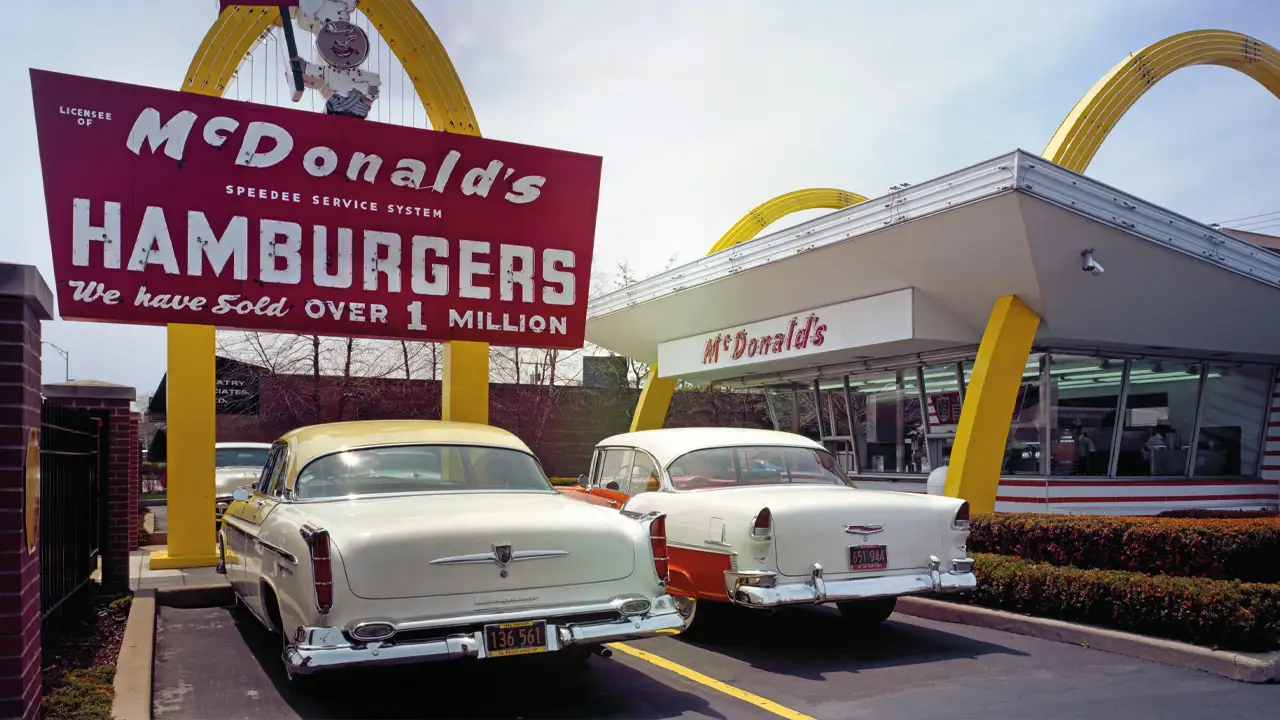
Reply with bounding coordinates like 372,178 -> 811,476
725,557 -> 977,608
282,595 -> 686,675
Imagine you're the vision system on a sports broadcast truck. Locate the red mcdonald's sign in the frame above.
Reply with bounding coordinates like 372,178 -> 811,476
29,70 -> 603,349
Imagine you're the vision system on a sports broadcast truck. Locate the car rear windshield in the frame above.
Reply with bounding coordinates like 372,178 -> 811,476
294,445 -> 553,499
215,447 -> 270,469
667,445 -> 850,491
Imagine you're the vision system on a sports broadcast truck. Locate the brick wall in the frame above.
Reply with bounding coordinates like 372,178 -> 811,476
210,375 -> 772,477
0,264 -> 54,720
43,383 -> 138,591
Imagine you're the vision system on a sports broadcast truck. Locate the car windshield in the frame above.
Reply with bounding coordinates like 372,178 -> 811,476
293,445 -> 553,499
215,447 -> 270,469
667,445 -> 850,491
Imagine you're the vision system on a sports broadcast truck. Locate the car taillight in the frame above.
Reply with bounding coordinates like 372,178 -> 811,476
952,501 -> 970,531
751,508 -> 772,540
307,529 -> 333,614
649,514 -> 669,584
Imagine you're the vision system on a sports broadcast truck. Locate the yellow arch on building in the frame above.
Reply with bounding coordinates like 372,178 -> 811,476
706,188 -> 869,255
630,188 -> 868,432
157,1 -> 487,569
1044,29 -> 1280,173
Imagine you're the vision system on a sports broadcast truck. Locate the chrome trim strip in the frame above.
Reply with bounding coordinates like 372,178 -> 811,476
844,525 -> 884,535
392,597 -> 639,633
257,539 -> 297,565
430,549 -> 569,566
222,517 -> 299,564
667,540 -> 733,555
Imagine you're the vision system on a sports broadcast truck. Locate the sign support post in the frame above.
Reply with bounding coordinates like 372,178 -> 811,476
150,323 -> 219,569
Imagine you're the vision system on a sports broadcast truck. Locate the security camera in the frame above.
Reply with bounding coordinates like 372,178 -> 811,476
1081,249 -> 1104,276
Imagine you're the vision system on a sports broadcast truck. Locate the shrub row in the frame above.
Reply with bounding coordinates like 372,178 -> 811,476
969,513 -> 1280,582
1157,508 -> 1279,519
962,553 -> 1280,652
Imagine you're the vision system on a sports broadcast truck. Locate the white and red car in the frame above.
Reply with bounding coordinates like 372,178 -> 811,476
218,420 -> 685,683
560,427 -> 976,631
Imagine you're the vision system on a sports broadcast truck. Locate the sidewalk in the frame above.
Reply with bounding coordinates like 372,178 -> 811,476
129,546 -> 229,591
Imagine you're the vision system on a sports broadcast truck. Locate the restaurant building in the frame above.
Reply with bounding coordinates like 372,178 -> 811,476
585,151 -> 1280,515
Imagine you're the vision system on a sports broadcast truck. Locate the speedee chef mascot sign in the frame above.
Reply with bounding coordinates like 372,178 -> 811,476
28,70 -> 602,349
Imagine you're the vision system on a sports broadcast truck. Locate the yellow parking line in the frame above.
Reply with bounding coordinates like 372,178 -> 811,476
606,642 -> 816,720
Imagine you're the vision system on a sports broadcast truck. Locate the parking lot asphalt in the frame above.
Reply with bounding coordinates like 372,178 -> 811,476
153,603 -> 1278,720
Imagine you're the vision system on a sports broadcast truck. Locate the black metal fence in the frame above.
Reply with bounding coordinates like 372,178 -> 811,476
40,400 -> 102,641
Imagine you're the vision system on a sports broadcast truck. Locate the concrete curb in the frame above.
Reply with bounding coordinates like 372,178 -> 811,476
111,590 -> 155,720
896,597 -> 1278,683
155,584 -> 234,608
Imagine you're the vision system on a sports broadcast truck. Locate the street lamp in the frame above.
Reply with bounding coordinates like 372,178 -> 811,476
41,342 -> 69,381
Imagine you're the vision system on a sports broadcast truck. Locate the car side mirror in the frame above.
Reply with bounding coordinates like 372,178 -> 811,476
231,487 -> 252,502
577,474 -> 589,488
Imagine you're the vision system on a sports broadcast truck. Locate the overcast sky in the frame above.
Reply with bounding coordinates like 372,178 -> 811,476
6,1 -> 1280,395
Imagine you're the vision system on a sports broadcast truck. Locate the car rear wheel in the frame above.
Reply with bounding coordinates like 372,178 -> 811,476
674,595 -> 733,641
836,597 -> 897,624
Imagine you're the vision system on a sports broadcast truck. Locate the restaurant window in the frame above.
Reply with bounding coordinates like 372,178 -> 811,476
1194,364 -> 1273,477
965,353 -> 1044,476
1116,359 -> 1201,476
849,369 -> 924,474
921,363 -> 963,471
1047,355 -> 1123,476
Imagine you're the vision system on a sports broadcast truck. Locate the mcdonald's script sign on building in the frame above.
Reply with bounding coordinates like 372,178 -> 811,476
28,70 -> 603,349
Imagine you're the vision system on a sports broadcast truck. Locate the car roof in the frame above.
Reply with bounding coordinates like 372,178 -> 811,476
215,442 -> 272,449
596,427 -> 824,466
279,420 -> 533,467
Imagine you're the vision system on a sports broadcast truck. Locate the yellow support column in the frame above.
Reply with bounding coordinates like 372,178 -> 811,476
943,296 -> 1040,514
631,366 -> 677,432
442,341 -> 489,424
150,323 -> 220,568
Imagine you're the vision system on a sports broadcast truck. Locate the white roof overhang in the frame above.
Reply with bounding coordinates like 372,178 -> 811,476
587,151 -> 1280,379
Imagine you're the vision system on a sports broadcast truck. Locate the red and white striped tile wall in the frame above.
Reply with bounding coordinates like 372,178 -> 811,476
1263,375 -> 1280,487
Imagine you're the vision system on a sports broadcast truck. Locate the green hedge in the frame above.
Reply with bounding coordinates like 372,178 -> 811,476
969,513 -> 1280,583
963,554 -> 1280,652
549,477 -> 580,487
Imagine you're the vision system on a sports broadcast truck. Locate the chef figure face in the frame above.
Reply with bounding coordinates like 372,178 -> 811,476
316,20 -> 370,70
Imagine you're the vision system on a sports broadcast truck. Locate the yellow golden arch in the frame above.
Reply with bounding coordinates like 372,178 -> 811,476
156,1 -> 488,569
1044,29 -> 1280,173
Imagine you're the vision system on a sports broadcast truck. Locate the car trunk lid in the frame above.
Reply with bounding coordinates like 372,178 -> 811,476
304,493 -> 638,600
762,487 -> 949,577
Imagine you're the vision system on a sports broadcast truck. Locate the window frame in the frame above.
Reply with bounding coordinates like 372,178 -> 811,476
254,443 -> 285,495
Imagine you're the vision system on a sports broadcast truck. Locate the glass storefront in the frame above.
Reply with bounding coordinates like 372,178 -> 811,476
1197,364 -> 1274,476
1047,355 -> 1123,476
786,349 -> 1275,480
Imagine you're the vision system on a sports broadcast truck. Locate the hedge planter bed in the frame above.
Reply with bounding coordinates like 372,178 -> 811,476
957,554 -> 1280,653
969,513 -> 1280,582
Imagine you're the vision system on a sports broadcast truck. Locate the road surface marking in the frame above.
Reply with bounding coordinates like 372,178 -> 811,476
606,642 -> 816,720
